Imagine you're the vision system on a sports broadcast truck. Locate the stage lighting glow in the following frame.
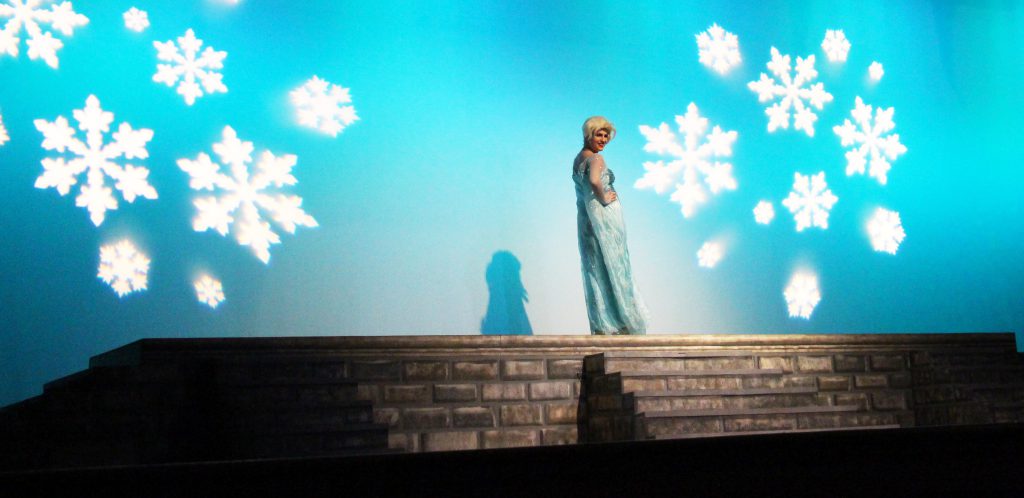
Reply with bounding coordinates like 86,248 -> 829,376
153,29 -> 228,106
869,61 -> 884,81
868,208 -> 905,255
122,7 -> 148,33
33,95 -> 157,226
784,271 -> 820,319
0,112 -> 8,146
696,23 -> 741,75
833,97 -> 906,185
753,201 -> 775,225
98,239 -> 149,297
194,274 -> 225,308
697,242 -> 723,268
635,103 -> 738,218
781,172 -> 837,231
820,29 -> 850,63
748,47 -> 833,137
177,126 -> 318,264
289,76 -> 359,137
0,0 -> 88,69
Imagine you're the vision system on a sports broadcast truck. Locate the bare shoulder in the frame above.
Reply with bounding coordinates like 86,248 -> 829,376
588,153 -> 606,169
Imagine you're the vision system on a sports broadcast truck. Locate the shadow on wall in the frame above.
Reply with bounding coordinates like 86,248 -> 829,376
480,250 -> 533,335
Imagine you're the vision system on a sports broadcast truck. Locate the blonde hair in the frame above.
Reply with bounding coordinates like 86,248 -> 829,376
582,116 -> 616,145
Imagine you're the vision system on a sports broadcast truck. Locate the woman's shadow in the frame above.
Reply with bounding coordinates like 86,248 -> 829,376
480,251 -> 533,335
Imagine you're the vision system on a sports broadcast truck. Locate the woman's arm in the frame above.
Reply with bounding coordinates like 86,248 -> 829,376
587,155 -> 618,205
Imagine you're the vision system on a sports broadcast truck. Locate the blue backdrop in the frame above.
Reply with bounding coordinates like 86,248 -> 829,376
1,0 -> 1021,406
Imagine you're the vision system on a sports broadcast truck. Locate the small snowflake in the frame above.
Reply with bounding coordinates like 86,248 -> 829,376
821,29 -> 850,62
748,47 -> 833,137
98,239 -> 149,297
869,61 -> 884,81
833,97 -> 907,185
153,28 -> 227,105
697,242 -> 723,268
696,23 -> 741,75
290,76 -> 359,137
784,271 -> 820,319
0,0 -> 89,68
194,274 -> 225,308
0,112 -> 8,146
753,200 -> 775,224
123,7 -> 148,32
178,126 -> 318,263
868,208 -> 905,255
635,102 -> 738,218
781,172 -> 838,231
34,95 -> 157,226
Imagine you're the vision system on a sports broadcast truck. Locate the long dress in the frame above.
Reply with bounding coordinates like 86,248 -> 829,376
573,154 -> 650,335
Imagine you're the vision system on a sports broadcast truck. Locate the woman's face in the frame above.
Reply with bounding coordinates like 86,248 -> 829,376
588,129 -> 611,152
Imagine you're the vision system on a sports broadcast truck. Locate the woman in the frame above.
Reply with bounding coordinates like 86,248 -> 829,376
572,116 -> 649,335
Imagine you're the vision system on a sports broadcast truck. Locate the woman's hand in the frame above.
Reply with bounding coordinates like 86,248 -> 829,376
602,191 -> 618,205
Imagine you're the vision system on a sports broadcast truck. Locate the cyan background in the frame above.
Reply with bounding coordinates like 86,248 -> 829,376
1,0 -> 1021,406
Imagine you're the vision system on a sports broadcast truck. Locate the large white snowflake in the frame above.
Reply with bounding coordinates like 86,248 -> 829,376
34,95 -> 157,226
290,76 -> 358,137
753,200 -> 774,225
784,271 -> 820,319
0,111 -> 8,146
833,97 -> 907,185
123,7 -> 148,32
696,23 -> 741,75
178,126 -> 318,264
781,172 -> 838,231
635,103 -> 738,218
697,242 -> 723,269
869,61 -> 884,81
153,29 -> 227,106
748,47 -> 833,137
867,207 -> 905,255
194,274 -> 225,308
98,239 -> 149,297
0,0 -> 88,68
821,29 -> 850,62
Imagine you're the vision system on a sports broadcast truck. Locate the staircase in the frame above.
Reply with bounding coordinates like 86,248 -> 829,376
581,351 -> 909,442
913,350 -> 1024,425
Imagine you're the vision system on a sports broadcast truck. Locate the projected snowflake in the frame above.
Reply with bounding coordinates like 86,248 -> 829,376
784,271 -> 820,319
0,0 -> 88,68
748,47 -> 833,137
0,112 -> 8,146
696,23 -> 741,75
867,208 -> 905,255
635,103 -> 738,218
98,239 -> 149,297
194,274 -> 225,308
123,7 -> 148,32
753,201 -> 775,225
697,242 -> 723,268
869,61 -> 884,81
177,126 -> 318,264
820,29 -> 850,62
290,76 -> 359,137
833,97 -> 907,185
33,95 -> 157,226
781,172 -> 837,231
153,28 -> 227,106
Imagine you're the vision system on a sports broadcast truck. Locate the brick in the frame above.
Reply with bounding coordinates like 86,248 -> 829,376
403,407 -> 449,429
529,381 -> 573,401
670,377 -> 744,390
547,359 -> 583,379
645,417 -> 721,437
685,357 -> 756,370
388,432 -> 419,452
872,391 -> 908,410
854,374 -> 888,388
743,375 -> 815,389
482,429 -> 540,449
818,375 -> 851,391
834,392 -> 869,409
434,384 -> 477,402
356,384 -> 380,403
350,361 -> 401,381
404,361 -> 449,381
384,385 -> 430,403
890,372 -> 912,388
500,404 -> 543,426
452,361 -> 499,381
545,403 -> 578,425
622,378 -> 668,391
502,360 -> 545,380
870,354 -> 906,371
482,383 -> 527,401
373,407 -> 400,428
453,407 -> 495,428
724,415 -> 797,432
758,356 -> 794,373
797,413 -> 894,430
911,352 -> 932,367
422,431 -> 479,451
541,427 -> 578,445
796,356 -> 833,373
834,355 -> 866,373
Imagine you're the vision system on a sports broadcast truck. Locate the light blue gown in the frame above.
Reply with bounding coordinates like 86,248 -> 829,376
573,154 -> 650,335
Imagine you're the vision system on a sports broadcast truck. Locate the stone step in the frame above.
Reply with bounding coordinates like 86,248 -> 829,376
653,424 -> 902,440
643,407 -> 904,438
643,404 -> 863,419
239,425 -> 391,458
636,392 -> 831,413
634,386 -> 818,397
225,407 -> 378,434
587,369 -> 790,395
585,354 -> 760,375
